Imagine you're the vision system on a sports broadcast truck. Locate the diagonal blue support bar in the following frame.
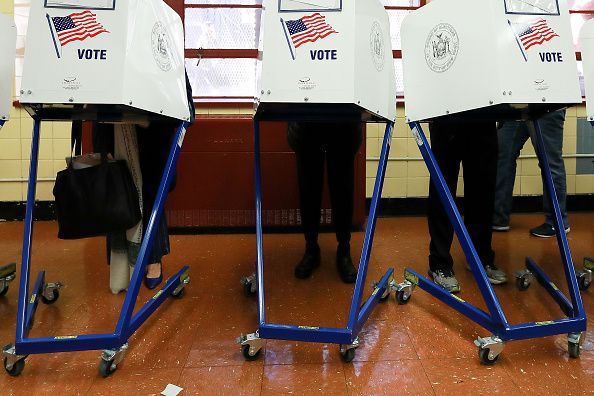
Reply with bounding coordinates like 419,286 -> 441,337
354,268 -> 394,335
23,271 -> 45,339
525,257 -> 574,317
347,122 -> 394,330
409,122 -> 509,327
0,120 -> 5,129
115,121 -> 190,337
529,120 -> 585,319
404,268 -> 500,334
253,114 -> 266,326
15,119 -> 41,353
126,266 -> 189,339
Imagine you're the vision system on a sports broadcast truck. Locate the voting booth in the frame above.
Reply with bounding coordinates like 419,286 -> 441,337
402,0 -> 581,122
237,0 -> 397,362
396,0 -> 586,364
578,19 -> 594,290
0,13 -> 16,128
3,0 -> 191,378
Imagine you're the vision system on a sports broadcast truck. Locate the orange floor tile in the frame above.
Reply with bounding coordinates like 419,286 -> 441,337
0,213 -> 592,395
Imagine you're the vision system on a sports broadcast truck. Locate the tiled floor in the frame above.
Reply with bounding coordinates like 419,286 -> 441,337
0,213 -> 592,395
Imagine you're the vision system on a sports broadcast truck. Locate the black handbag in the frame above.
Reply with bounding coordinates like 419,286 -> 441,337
53,123 -> 142,240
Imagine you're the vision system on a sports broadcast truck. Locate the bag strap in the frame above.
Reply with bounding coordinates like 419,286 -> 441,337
71,120 -> 82,156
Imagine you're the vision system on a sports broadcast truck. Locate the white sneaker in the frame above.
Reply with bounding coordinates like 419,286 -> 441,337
428,269 -> 461,293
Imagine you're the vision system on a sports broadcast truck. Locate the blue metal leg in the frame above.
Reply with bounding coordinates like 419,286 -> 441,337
354,268 -> 394,335
253,114 -> 266,327
115,121 -> 190,338
347,122 -> 394,333
15,119 -> 41,348
409,122 -> 509,326
529,120 -> 585,318
23,271 -> 45,337
525,257 -> 573,317
0,120 -> 5,129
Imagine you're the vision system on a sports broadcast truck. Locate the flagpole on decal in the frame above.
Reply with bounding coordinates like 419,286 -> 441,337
508,19 -> 527,62
46,13 -> 61,59
280,18 -> 296,60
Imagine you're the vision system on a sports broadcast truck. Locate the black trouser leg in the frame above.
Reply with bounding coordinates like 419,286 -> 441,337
427,122 -> 462,273
326,130 -> 357,257
462,123 -> 498,268
295,143 -> 325,253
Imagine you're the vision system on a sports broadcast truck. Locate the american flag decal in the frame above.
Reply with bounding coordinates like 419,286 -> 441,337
284,13 -> 337,49
50,10 -> 109,47
515,19 -> 559,51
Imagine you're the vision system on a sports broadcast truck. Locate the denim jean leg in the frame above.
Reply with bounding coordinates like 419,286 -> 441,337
533,110 -> 569,228
493,121 -> 529,227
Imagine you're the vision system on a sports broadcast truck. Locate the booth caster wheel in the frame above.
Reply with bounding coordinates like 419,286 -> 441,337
40,282 -> 63,305
241,344 -> 261,361
99,343 -> 128,378
0,284 -> 8,298
576,269 -> 591,291
339,337 -> 359,363
515,270 -> 533,291
568,333 -> 584,359
171,287 -> 185,299
475,336 -> 504,366
237,332 -> 264,361
4,357 -> 25,377
2,344 -> 27,377
241,273 -> 257,297
394,280 -> 414,305
99,357 -> 117,378
478,348 -> 499,365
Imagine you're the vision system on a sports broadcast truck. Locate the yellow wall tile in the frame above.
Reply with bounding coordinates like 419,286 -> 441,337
575,175 -> 594,194
407,177 -> 429,197
0,118 -> 20,138
0,182 -> 21,201
366,137 -> 379,157
0,160 -> 20,178
407,161 -> 429,178
385,160 -> 407,178
566,175 -> 576,195
520,158 -> 540,176
382,177 -> 407,198
520,175 -> 544,195
0,138 -> 20,160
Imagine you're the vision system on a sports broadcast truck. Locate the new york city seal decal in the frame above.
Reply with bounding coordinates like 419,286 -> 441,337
152,22 -> 172,71
425,23 -> 459,73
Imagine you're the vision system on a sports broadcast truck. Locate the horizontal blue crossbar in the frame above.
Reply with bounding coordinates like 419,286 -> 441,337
259,324 -> 352,344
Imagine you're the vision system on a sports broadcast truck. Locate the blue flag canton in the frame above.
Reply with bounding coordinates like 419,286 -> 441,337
286,19 -> 308,36
52,16 -> 76,33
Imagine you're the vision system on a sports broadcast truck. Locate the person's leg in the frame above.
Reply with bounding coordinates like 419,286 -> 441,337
326,122 -> 362,283
462,122 -> 507,284
530,110 -> 569,235
136,124 -> 175,286
427,121 -> 462,292
291,123 -> 326,278
493,121 -> 525,229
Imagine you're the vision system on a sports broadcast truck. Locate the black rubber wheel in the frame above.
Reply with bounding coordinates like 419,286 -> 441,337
578,276 -> 591,291
99,359 -> 116,378
0,284 -> 8,298
4,357 -> 25,377
396,290 -> 411,305
478,348 -> 499,365
568,342 -> 581,358
241,344 -> 261,361
41,289 -> 59,305
515,276 -> 531,291
340,347 -> 356,363
243,282 -> 256,297
171,287 -> 185,299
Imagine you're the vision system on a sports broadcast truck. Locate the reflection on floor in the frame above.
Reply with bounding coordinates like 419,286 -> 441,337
0,213 -> 592,395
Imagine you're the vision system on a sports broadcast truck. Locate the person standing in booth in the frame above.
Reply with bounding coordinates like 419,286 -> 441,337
288,121 -> 362,283
492,110 -> 569,237
426,118 -> 508,293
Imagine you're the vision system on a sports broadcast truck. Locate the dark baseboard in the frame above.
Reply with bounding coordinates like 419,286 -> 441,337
0,202 -> 56,222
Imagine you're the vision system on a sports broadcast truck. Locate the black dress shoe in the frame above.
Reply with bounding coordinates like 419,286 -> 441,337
337,254 -> 357,283
294,252 -> 321,279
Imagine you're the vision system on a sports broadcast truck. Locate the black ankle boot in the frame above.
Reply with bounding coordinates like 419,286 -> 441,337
295,250 -> 321,279
336,252 -> 357,283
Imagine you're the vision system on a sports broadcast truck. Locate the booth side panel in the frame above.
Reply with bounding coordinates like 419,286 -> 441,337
580,20 -> 594,120
0,14 -> 16,121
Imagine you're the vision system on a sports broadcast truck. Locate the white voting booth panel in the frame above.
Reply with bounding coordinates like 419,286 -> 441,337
401,0 -> 581,122
579,19 -> 594,121
20,0 -> 190,121
258,0 -> 396,121
0,13 -> 16,124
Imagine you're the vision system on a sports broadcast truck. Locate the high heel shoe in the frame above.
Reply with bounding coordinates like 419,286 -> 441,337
144,263 -> 163,290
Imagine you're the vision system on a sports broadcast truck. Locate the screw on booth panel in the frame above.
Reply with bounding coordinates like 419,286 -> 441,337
267,90 -> 271,95
27,90 -> 31,95
20,90 -> 24,95
304,97 -> 309,102
542,97 -> 546,102
68,98 -> 74,102
129,101 -> 133,105
489,100 -> 494,104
